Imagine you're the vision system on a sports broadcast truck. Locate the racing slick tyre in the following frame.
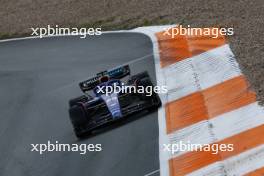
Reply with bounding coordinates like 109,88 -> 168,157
137,77 -> 162,111
148,95 -> 162,112
69,105 -> 89,138
128,71 -> 149,85
137,77 -> 154,100
132,71 -> 148,80
69,95 -> 92,107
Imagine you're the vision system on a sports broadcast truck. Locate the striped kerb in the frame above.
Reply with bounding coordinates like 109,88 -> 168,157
166,76 -> 256,133
169,124 -> 264,176
246,167 -> 264,176
155,26 -> 264,176
156,27 -> 226,67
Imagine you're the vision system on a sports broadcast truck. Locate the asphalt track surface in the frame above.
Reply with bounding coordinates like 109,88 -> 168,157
0,33 -> 159,176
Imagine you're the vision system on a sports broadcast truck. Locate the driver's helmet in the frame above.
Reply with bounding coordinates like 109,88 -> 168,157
99,76 -> 109,83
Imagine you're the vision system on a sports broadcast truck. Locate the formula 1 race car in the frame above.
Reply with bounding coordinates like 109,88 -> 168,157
68,65 -> 161,138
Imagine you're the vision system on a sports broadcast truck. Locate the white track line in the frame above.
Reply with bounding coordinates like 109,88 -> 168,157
144,169 -> 160,176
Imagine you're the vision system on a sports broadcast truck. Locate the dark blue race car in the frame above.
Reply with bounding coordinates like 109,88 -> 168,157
68,65 -> 161,138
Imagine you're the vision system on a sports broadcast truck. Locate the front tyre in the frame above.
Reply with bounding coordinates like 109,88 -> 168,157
69,105 -> 89,138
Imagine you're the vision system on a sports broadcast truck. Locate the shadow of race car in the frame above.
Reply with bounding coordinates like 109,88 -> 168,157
68,65 -> 161,138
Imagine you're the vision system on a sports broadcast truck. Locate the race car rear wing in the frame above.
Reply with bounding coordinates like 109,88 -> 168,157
79,65 -> 130,92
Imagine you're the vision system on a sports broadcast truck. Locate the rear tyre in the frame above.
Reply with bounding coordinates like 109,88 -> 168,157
69,95 -> 91,107
137,77 -> 162,111
148,95 -> 162,112
128,71 -> 149,85
136,77 -> 154,100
